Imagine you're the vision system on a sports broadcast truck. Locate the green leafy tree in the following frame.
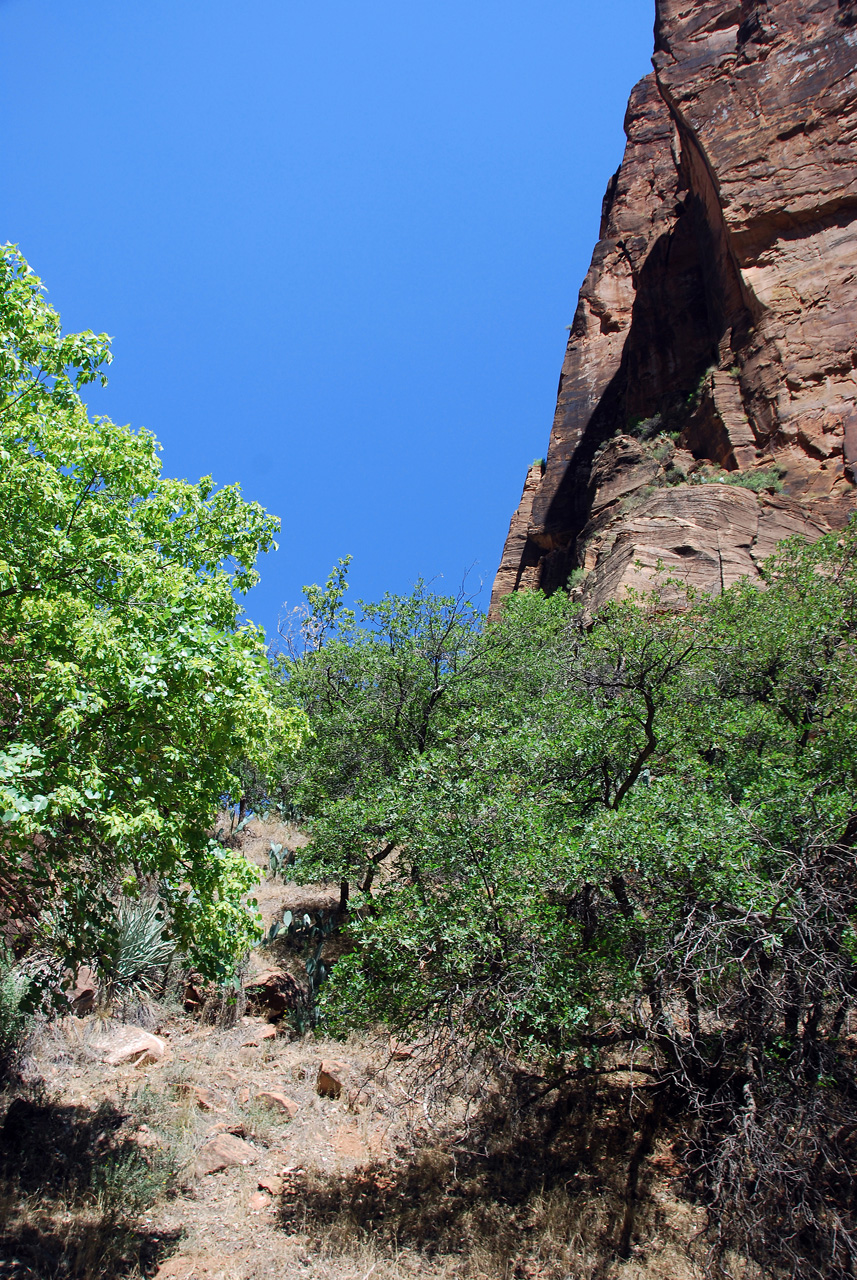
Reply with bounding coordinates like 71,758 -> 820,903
0,245 -> 306,986
279,560 -> 484,907
293,528 -> 857,1277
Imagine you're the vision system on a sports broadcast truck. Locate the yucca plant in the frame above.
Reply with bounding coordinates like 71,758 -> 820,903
102,898 -> 175,1004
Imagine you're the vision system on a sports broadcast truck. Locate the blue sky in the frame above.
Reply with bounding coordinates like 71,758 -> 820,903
1,0 -> 653,631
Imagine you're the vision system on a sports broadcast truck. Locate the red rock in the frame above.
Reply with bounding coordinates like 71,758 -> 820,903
255,1090 -> 299,1118
248,1191 -> 270,1210
90,1025 -> 166,1067
316,1059 -> 348,1099
194,1087 -> 221,1111
183,980 -> 205,1012
244,967 -> 304,1018
491,0 -> 856,616
133,1124 -> 162,1149
66,965 -> 97,1014
258,1174 -> 284,1195
194,1132 -> 258,1176
240,1023 -> 277,1047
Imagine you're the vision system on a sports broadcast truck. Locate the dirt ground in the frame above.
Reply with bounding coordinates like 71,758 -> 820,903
0,818 -> 707,1280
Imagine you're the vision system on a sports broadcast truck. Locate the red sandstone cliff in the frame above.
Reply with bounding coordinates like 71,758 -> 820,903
491,0 -> 857,615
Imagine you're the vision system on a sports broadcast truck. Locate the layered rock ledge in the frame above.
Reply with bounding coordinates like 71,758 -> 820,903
491,0 -> 857,615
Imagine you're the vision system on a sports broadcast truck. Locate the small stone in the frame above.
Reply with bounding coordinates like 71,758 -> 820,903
240,1024 -> 277,1047
249,1191 -> 270,1210
238,1086 -> 251,1105
256,1090 -> 298,1119
316,1059 -> 348,1099
194,1132 -> 258,1177
258,1174 -> 283,1195
133,1124 -> 162,1149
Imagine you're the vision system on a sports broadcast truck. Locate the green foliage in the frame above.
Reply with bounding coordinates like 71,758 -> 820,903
101,898 -> 174,1003
0,245 -> 307,987
627,412 -> 663,440
90,1144 -> 173,1218
288,528 -> 857,1274
726,465 -> 786,493
0,947 -> 31,1064
263,906 -> 338,1031
278,561 -> 484,893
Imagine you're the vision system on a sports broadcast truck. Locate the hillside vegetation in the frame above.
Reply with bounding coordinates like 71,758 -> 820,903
2,250 -> 857,1279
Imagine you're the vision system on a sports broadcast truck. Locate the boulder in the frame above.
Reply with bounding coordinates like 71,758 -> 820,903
194,1132 -> 258,1177
90,1025 -> 166,1067
66,965 -> 97,1015
255,1090 -> 298,1119
244,966 -> 304,1017
316,1059 -> 348,1099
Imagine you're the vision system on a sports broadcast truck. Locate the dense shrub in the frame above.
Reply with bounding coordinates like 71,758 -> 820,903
285,528 -> 857,1278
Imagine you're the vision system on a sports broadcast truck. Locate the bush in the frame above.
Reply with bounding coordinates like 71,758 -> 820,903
102,898 -> 175,1005
0,947 -> 31,1066
291,525 -> 857,1278
727,465 -> 785,493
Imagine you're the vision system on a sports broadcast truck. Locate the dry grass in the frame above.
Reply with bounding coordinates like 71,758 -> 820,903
0,846 -> 706,1279
281,1082 -> 706,1280
0,1002 -> 708,1279
0,1080 -> 180,1278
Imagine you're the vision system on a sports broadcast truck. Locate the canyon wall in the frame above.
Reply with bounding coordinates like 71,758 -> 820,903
491,0 -> 857,615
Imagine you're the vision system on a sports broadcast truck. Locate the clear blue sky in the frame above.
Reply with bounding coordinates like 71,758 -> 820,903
1,0 -> 653,631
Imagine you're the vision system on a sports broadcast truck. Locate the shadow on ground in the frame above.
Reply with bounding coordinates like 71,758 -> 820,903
277,1080 -> 689,1275
0,1086 -> 180,1279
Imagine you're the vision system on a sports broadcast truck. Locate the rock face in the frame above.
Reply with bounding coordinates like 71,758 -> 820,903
491,0 -> 857,615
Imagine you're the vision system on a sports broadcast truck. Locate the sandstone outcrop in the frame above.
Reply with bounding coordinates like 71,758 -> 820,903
491,0 -> 857,615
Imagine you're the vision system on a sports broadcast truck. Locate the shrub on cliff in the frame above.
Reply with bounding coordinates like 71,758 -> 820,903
0,245 -> 306,990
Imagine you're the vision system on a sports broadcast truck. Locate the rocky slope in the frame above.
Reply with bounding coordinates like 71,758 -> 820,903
491,0 -> 857,614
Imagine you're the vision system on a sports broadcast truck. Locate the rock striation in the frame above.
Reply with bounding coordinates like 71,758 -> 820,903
491,0 -> 857,615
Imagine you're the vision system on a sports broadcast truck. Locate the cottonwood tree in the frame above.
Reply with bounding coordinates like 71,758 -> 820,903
0,245 -> 306,985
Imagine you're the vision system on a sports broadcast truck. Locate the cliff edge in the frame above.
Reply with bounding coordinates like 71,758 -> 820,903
491,0 -> 857,615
